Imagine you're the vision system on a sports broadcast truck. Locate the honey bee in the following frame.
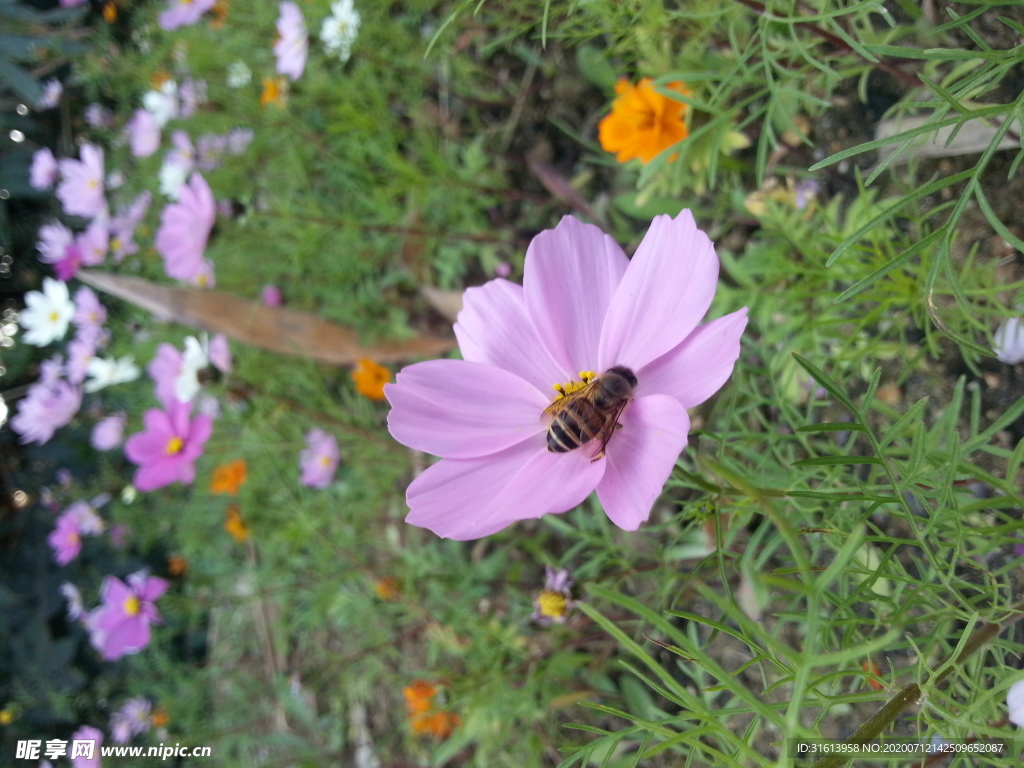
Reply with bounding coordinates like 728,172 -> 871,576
544,366 -> 637,460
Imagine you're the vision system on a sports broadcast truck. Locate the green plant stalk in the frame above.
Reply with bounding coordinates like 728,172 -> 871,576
810,612 -> 1020,768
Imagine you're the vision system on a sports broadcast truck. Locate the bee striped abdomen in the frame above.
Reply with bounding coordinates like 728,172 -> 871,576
547,400 -> 601,453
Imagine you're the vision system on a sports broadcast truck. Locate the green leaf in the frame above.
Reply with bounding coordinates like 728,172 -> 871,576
792,354 -> 858,412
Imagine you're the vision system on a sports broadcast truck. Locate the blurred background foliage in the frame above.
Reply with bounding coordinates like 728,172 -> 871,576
1,0 -> 1023,766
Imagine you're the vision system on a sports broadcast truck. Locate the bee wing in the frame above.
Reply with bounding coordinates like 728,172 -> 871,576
592,398 -> 631,460
542,377 -> 603,416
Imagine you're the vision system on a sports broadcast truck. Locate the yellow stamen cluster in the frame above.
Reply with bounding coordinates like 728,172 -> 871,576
123,596 -> 141,616
166,436 -> 184,455
552,371 -> 597,400
536,590 -> 568,619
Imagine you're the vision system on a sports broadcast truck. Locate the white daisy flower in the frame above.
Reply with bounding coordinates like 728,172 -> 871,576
20,278 -> 75,347
85,356 -> 141,393
142,80 -> 179,127
226,60 -> 252,88
319,0 -> 360,62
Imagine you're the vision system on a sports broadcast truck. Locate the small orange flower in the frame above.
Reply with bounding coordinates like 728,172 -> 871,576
210,0 -> 229,28
403,680 -> 437,715
102,1 -> 118,23
260,77 -> 287,108
373,577 -> 401,602
211,459 -> 248,495
225,503 -> 250,542
412,710 -> 460,740
861,659 -> 884,691
403,680 -> 459,740
151,70 -> 172,90
598,77 -> 691,164
352,359 -> 391,401
167,555 -> 189,576
150,708 -> 170,728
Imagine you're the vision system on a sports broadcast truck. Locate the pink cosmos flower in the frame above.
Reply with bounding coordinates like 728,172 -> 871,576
48,512 -> 82,565
126,108 -> 161,157
110,697 -> 151,744
75,219 -> 109,267
54,243 -> 84,281
262,284 -> 283,306
209,333 -> 231,373
56,143 -> 105,219
87,571 -> 168,660
39,78 -> 62,108
85,104 -> 114,128
30,148 -> 58,189
299,428 -> 340,488
147,341 -> 190,406
274,2 -> 308,81
154,173 -> 216,283
92,412 -> 127,451
158,0 -> 216,30
69,725 -> 103,768
124,399 -> 213,491
36,220 -> 73,264
385,213 -> 747,540
73,286 -> 107,331
10,379 -> 82,444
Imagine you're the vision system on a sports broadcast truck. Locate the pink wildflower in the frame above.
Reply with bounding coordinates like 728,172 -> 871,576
10,379 -> 82,445
147,342 -> 184,406
126,109 -> 161,158
179,78 -> 207,117
299,428 -> 340,488
69,725 -> 103,768
56,143 -> 105,219
91,412 -> 127,451
208,333 -> 231,373
158,0 -> 216,30
154,173 -> 216,283
36,220 -> 73,264
87,571 -> 168,660
54,243 -> 84,281
262,285 -> 283,306
74,219 -> 109,267
66,336 -> 98,385
124,399 -> 213,491
30,148 -> 58,189
85,103 -> 114,128
274,2 -> 308,81
385,213 -> 748,539
48,513 -> 82,565
73,286 -> 107,331
110,697 -> 151,744
39,78 -> 62,108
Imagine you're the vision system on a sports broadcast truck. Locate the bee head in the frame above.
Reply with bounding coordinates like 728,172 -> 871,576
605,366 -> 637,390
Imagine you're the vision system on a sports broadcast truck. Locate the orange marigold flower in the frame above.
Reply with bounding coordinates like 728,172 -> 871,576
210,0 -> 229,28
260,77 -> 288,108
373,576 -> 401,602
150,708 -> 170,728
211,459 -> 248,495
411,710 -> 460,740
403,680 -> 437,715
352,358 -> 391,401
103,1 -> 117,23
225,503 -> 250,542
598,77 -> 691,164
167,555 -> 189,576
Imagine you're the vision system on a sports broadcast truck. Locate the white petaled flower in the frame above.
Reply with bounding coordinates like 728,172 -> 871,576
319,0 -> 360,62
20,278 -> 75,346
142,80 -> 179,127
85,356 -> 141,393
1009,678 -> 1024,727
994,315 -> 1024,365
226,60 -> 252,88
159,160 -> 190,199
175,335 -> 210,402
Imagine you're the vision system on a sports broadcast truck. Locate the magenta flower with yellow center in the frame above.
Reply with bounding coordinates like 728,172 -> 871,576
87,571 -> 168,661
124,399 -> 213,491
385,212 -> 747,540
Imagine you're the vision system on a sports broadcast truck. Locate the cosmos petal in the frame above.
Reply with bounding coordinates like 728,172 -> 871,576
637,307 -> 748,408
598,211 -> 719,372
99,576 -> 131,606
596,394 -> 690,531
386,359 -> 550,459
525,216 -> 629,377
406,433 -> 606,540
455,278 -> 565,392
